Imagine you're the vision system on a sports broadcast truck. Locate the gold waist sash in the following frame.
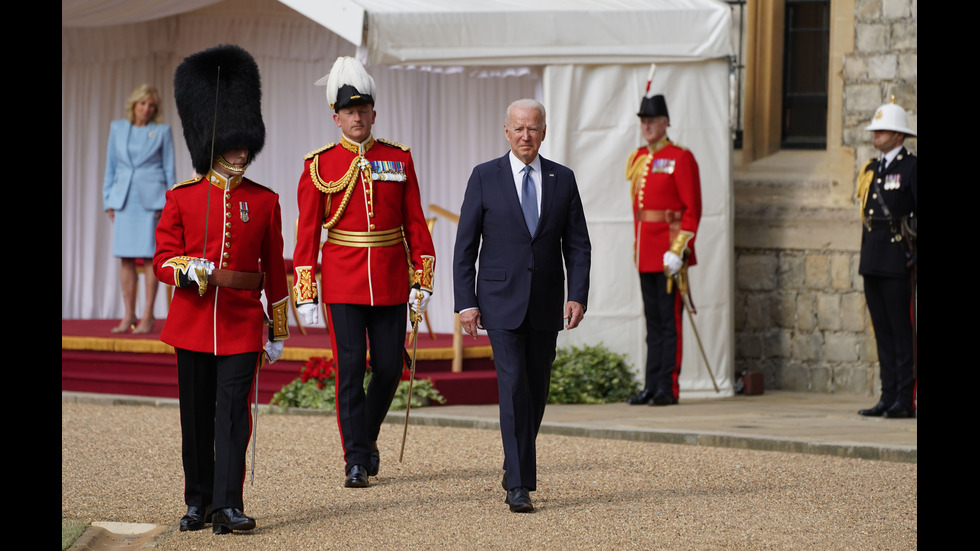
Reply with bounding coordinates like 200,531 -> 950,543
326,227 -> 404,248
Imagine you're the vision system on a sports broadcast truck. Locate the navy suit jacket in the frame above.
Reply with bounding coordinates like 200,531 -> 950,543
453,153 -> 591,332
103,119 -> 176,211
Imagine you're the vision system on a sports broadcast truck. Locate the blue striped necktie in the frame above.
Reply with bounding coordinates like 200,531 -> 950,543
521,165 -> 538,234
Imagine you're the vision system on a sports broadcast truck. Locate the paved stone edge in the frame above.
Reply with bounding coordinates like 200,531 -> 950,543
62,393 -> 916,464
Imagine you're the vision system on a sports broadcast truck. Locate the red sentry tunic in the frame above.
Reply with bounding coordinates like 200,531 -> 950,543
154,173 -> 290,355
627,138 -> 702,273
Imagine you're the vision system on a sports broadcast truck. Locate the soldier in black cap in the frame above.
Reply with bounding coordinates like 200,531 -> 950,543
625,67 -> 703,407
154,44 -> 290,534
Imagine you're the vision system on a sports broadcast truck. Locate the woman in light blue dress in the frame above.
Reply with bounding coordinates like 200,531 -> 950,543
103,84 -> 176,333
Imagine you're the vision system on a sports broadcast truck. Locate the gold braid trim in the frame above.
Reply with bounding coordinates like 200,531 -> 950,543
162,256 -> 202,288
417,255 -> 435,292
626,149 -> 652,204
856,160 -> 875,224
293,265 -> 318,304
270,297 -> 290,341
377,137 -> 410,151
309,154 -> 369,229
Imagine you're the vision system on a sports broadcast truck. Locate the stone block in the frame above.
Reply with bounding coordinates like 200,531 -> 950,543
845,83 -> 884,112
882,0 -> 910,18
805,254 -> 830,289
898,53 -> 917,80
796,292 -> 817,332
778,253 -> 805,288
736,332 -> 762,359
867,54 -> 897,80
733,293 -> 746,331
833,365 -> 875,396
764,330 -> 792,359
859,334 -> 878,362
744,294 -> 771,331
791,332 -> 823,362
817,293 -> 842,331
737,254 -> 778,291
855,0 -> 881,19
777,363 -> 811,392
856,24 -> 889,53
842,55 -> 867,81
824,333 -> 861,362
841,293 -> 868,332
891,20 -> 917,50
809,366 -> 833,393
772,292 -> 798,329
830,253 -> 853,290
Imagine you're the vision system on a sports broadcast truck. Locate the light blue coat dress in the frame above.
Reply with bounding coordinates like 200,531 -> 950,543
102,119 -> 176,258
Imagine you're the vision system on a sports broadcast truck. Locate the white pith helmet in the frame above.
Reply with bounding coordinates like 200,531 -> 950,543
865,96 -> 916,136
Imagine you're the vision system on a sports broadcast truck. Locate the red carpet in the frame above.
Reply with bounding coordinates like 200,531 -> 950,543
62,320 -> 498,405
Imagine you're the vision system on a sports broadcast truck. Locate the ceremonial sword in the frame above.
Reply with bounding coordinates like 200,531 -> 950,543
399,293 -> 423,462
671,270 -> 720,393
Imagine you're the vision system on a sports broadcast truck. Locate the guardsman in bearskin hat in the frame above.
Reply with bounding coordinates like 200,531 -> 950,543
293,56 -> 435,488
856,97 -> 917,419
625,65 -> 703,407
154,44 -> 290,534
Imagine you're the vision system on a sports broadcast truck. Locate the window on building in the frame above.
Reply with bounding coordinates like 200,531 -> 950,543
781,0 -> 829,149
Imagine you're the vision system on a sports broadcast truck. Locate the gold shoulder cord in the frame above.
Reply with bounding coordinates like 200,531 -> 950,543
856,160 -> 874,224
626,149 -> 652,204
310,153 -> 366,230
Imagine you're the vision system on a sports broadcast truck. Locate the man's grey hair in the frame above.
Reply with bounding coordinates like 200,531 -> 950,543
506,99 -> 546,127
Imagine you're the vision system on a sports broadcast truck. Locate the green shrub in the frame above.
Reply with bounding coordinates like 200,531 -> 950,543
548,343 -> 640,404
270,356 -> 445,412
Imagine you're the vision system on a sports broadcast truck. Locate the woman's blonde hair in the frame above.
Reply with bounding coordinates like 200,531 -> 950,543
125,83 -> 163,124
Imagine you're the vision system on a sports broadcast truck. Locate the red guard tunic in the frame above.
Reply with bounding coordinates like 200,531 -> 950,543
154,172 -> 290,355
293,135 -> 435,306
626,136 -> 703,401
627,137 -> 702,272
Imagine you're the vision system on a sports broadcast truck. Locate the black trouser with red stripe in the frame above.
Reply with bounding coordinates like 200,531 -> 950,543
328,303 -> 406,474
863,275 -> 915,410
640,272 -> 683,399
176,348 -> 258,511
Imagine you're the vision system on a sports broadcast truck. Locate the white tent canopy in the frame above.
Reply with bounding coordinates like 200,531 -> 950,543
280,0 -> 731,65
62,0 -> 735,398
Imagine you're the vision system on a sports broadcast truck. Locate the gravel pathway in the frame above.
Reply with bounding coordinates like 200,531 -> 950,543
62,402 -> 916,550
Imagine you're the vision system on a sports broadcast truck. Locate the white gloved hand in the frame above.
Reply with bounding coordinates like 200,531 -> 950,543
264,340 -> 284,364
186,258 -> 215,286
408,287 -> 431,314
297,303 -> 319,325
663,251 -> 683,276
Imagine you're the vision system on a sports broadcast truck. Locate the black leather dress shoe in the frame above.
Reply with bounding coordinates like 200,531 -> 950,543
651,391 -> 678,406
368,441 -> 380,477
211,507 -> 255,534
627,389 -> 656,405
504,487 -> 533,513
345,465 -> 370,488
858,401 -> 888,417
179,505 -> 212,532
882,403 -> 915,419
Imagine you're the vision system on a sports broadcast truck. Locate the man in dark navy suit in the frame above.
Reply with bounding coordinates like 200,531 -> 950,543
855,97 -> 916,419
453,98 -> 591,513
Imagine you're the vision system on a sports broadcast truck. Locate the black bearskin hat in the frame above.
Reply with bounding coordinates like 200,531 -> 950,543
174,44 -> 265,175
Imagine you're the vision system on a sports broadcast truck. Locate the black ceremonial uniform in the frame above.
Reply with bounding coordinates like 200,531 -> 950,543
858,146 -> 916,412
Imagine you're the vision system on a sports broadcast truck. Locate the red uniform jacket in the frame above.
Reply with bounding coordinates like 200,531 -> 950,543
626,138 -> 702,273
154,172 -> 290,355
293,136 -> 435,306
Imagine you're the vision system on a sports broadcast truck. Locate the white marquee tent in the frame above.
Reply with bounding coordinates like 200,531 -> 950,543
63,0 -> 735,397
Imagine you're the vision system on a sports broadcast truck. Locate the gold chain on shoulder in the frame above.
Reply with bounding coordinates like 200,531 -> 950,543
310,153 -> 372,230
